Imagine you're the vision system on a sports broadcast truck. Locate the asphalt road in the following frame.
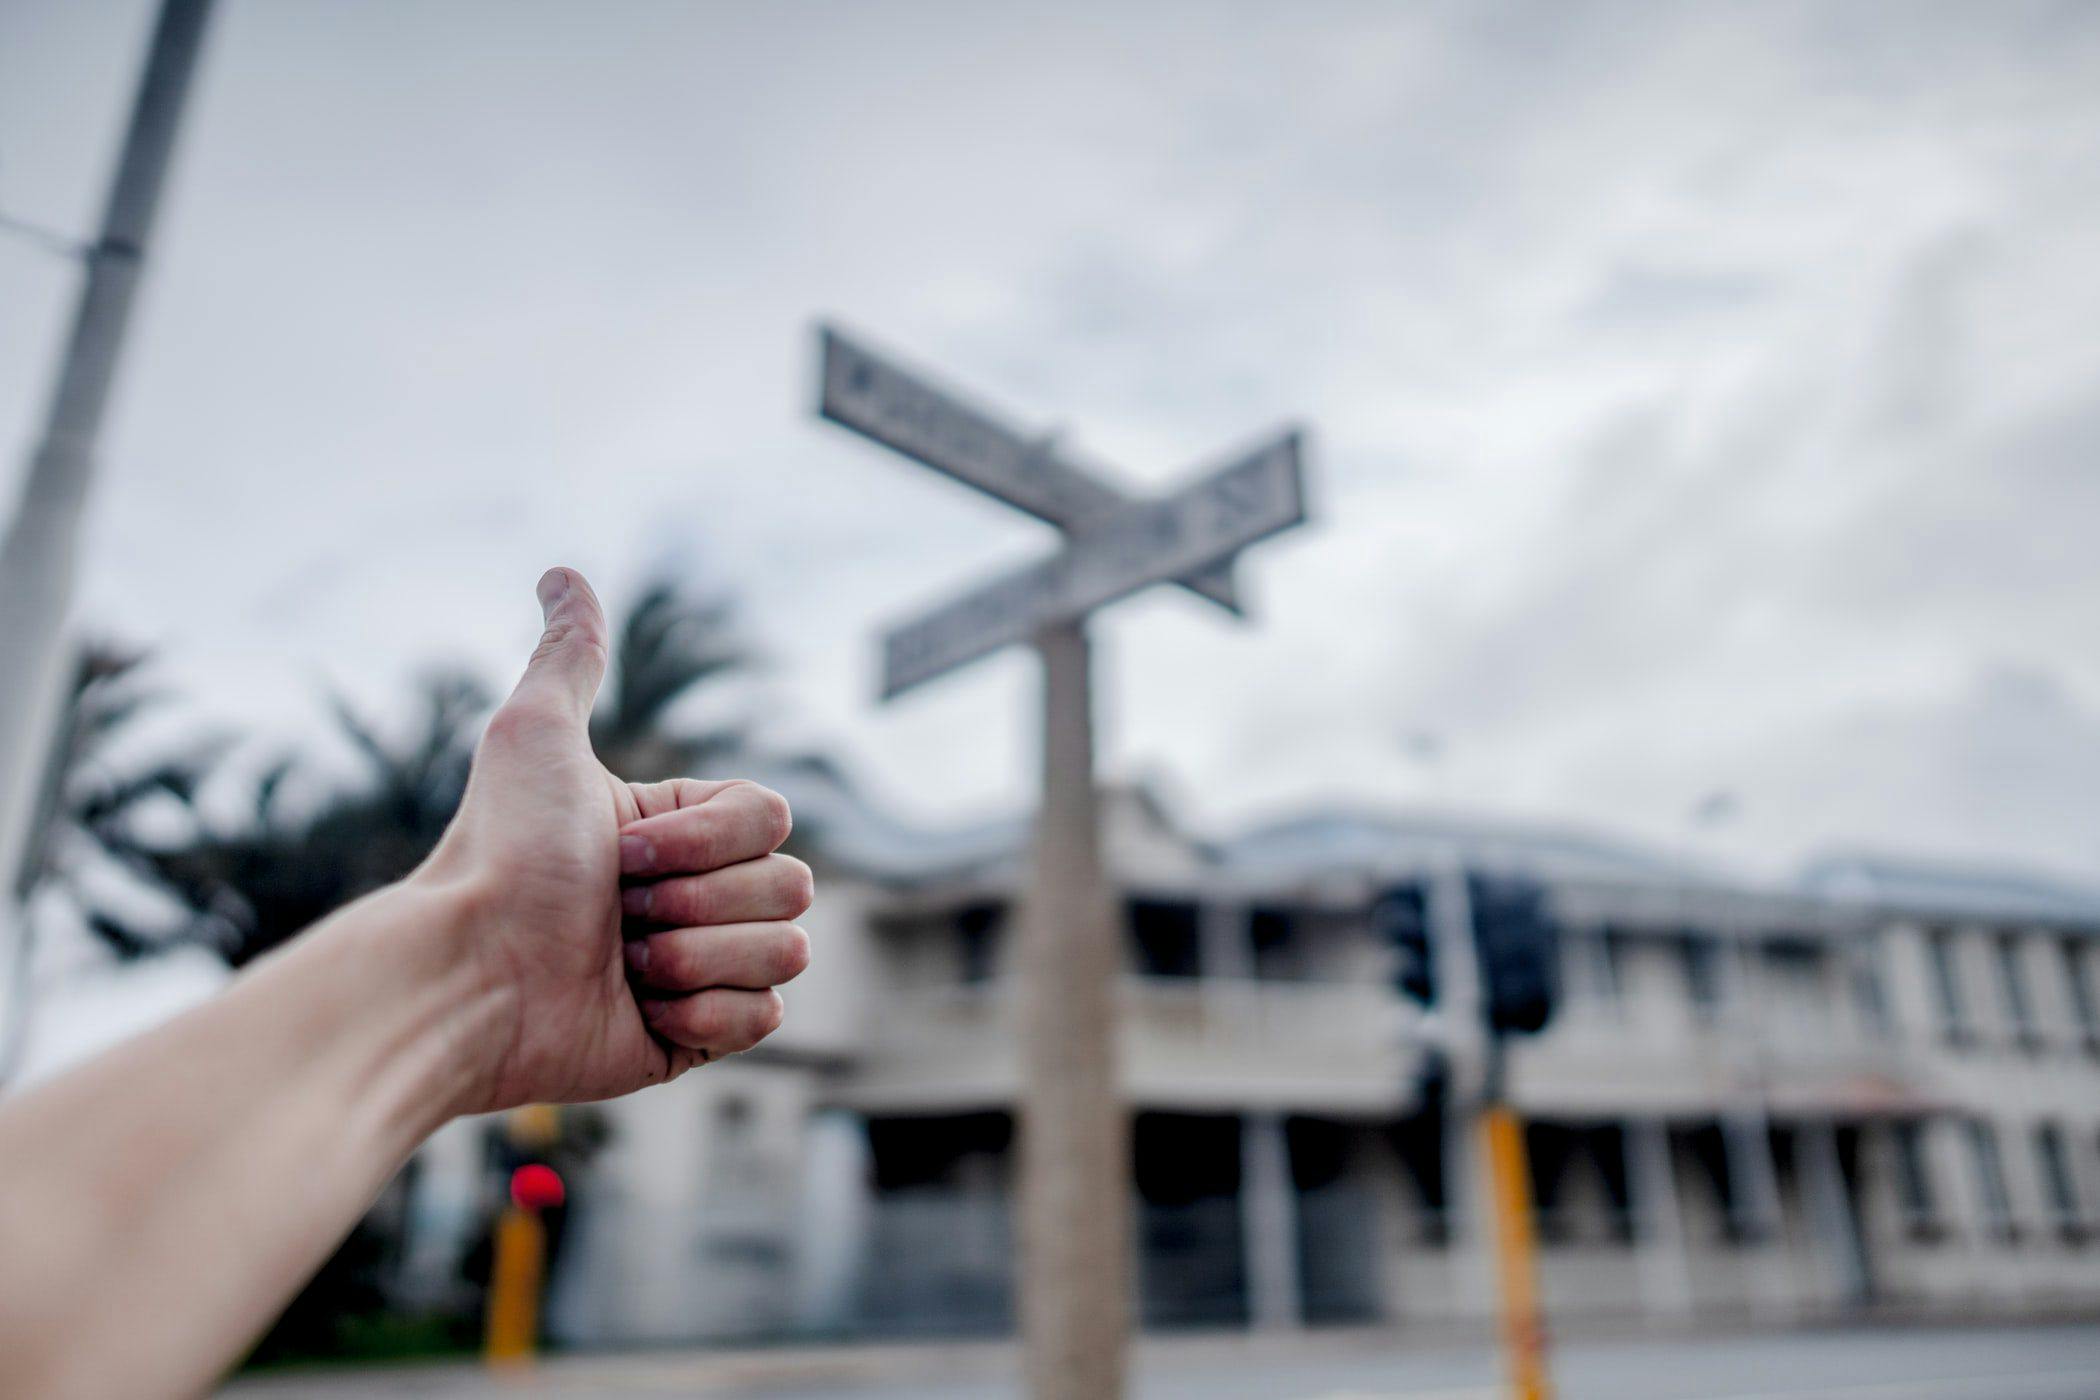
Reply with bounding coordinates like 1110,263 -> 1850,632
225,1322 -> 2100,1400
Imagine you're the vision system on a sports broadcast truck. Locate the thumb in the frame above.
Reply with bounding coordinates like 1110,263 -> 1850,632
506,566 -> 609,723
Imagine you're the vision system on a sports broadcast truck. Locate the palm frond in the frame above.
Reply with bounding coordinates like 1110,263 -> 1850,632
593,573 -> 750,765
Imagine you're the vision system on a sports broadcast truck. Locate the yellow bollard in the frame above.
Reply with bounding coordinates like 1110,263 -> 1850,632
482,1204 -> 546,1366
1482,1103 -> 1553,1400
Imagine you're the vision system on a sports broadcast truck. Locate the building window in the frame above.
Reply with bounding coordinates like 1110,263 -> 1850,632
1250,908 -> 1304,981
1525,1123 -> 1581,1245
2034,1125 -> 2081,1239
1761,939 -> 1828,1034
1966,1121 -> 2015,1241
1684,1122 -> 1764,1245
1128,900 -> 1201,978
1927,930 -> 1972,1046
955,903 -> 1004,984
2061,940 -> 2100,1054
1599,930 -> 1628,1010
1891,1122 -> 1939,1240
1387,1111 -> 1450,1246
1851,937 -> 1893,1039
1994,935 -> 2040,1051
1558,927 -> 1624,1018
1681,936 -> 1725,1023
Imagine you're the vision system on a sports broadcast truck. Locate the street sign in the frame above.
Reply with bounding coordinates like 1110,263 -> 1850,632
818,325 -> 1241,612
813,323 -> 1311,1400
881,431 -> 1303,697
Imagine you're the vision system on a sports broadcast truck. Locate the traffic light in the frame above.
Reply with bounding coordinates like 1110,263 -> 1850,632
1467,875 -> 1558,1035
485,1106 -> 565,1366
509,1163 -> 565,1212
1373,884 -> 1435,1005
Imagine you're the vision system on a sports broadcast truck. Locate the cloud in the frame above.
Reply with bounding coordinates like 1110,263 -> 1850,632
1,0 -> 2097,887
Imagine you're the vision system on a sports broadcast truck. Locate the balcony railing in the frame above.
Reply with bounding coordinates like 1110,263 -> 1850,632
845,976 -> 1416,1113
846,974 -> 1930,1118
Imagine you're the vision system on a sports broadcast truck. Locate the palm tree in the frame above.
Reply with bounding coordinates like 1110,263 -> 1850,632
7,571 -> 753,983
13,644 -> 223,941
142,668 -> 491,965
145,570 -> 752,966
590,576 -> 749,782
0,645 -> 224,1086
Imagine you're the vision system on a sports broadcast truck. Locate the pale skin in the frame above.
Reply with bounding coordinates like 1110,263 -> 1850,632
0,568 -> 813,1399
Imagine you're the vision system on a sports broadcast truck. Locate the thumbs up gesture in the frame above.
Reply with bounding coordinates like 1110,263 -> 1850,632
417,567 -> 811,1111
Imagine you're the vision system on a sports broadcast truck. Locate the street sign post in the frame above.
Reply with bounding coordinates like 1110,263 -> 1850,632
814,323 -> 1308,1400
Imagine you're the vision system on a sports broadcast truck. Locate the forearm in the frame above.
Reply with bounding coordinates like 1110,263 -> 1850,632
0,876 -> 495,1400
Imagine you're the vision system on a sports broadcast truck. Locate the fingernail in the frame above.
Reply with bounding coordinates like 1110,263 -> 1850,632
536,569 -> 569,621
624,939 -> 650,974
620,835 -> 655,874
621,884 -> 652,917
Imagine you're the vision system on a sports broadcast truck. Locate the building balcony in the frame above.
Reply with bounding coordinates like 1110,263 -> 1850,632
1511,1005 -> 1934,1118
837,976 -> 1420,1116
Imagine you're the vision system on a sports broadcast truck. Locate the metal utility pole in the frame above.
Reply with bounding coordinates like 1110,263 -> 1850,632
816,325 -> 1306,1400
0,0 -> 214,1084
0,0 -> 216,910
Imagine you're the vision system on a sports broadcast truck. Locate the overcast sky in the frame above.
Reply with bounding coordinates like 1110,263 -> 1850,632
4,0 -> 2099,881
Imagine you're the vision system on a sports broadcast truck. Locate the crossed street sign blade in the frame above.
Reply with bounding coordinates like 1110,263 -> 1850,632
880,430 -> 1306,699
817,324 -> 1242,615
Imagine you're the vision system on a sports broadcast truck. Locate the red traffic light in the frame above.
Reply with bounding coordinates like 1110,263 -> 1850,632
509,1163 -> 565,1212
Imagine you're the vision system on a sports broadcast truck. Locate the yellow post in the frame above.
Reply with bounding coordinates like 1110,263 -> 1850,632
482,1204 -> 547,1366
1482,1103 -> 1553,1400
484,1104 -> 562,1367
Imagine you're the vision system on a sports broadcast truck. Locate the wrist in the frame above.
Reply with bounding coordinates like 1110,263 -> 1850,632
294,874 -> 513,1140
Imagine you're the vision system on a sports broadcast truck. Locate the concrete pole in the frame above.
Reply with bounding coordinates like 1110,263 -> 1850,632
1626,1118 -> 1693,1320
1239,1110 -> 1303,1331
1722,1109 -> 1794,1319
1016,621 -> 1129,1400
1722,935 -> 1796,1320
1795,1118 -> 1868,1310
0,0 -> 215,1075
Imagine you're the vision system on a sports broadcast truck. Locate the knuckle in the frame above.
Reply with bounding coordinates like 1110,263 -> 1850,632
482,703 -> 534,745
773,924 -> 811,983
529,622 -> 569,665
534,617 -> 608,667
481,696 -> 559,749
776,856 -> 815,915
654,878 -> 699,924
690,994 -> 731,1044
712,991 -> 781,1052
655,931 -> 700,984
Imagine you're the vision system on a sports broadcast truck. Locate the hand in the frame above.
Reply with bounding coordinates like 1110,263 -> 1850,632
417,567 -> 812,1112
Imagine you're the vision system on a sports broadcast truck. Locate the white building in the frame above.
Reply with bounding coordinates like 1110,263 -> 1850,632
412,761 -> 2100,1342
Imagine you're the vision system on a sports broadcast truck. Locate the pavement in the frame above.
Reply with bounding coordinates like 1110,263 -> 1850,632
223,1321 -> 2100,1400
